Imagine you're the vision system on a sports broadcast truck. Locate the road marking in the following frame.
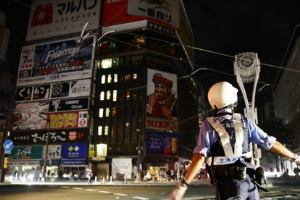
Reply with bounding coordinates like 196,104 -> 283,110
113,193 -> 128,196
98,191 -> 111,193
60,186 -> 71,188
85,189 -> 97,192
73,187 -> 83,190
132,197 -> 149,200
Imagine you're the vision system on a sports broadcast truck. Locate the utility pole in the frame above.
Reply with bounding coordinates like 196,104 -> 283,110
40,116 -> 51,182
0,103 -> 12,182
234,52 -> 261,167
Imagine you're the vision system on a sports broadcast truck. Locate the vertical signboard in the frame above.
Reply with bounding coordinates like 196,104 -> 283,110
26,0 -> 101,41
17,36 -> 95,86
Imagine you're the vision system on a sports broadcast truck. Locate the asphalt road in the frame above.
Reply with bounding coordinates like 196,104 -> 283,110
0,183 -> 300,200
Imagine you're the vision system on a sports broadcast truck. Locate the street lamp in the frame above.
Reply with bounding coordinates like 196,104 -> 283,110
234,52 -> 261,167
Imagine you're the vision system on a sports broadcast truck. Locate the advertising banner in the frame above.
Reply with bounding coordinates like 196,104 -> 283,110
49,98 -> 89,112
45,145 -> 61,159
50,82 -> 70,98
61,143 -> 87,159
146,69 -> 178,131
69,79 -> 91,97
48,111 -> 88,129
16,79 -> 91,102
15,86 -> 33,101
102,0 -> 178,29
26,0 -> 101,41
12,102 -> 48,131
17,36 -> 95,86
9,146 -> 43,159
146,130 -> 178,156
127,0 -> 179,29
11,128 -> 88,145
32,84 -> 51,100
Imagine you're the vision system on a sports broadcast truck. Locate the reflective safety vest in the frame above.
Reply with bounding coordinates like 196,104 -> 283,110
206,113 -> 251,166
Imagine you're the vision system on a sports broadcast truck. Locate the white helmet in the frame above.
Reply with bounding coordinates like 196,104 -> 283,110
208,82 -> 238,110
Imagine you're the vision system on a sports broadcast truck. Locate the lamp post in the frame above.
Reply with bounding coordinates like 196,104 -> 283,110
234,52 -> 261,167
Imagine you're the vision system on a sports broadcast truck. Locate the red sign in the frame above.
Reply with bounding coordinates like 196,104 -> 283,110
102,0 -> 174,28
146,117 -> 178,131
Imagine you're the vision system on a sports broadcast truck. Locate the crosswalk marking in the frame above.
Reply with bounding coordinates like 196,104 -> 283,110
98,191 -> 111,193
85,189 -> 97,191
132,196 -> 149,200
72,187 -> 83,190
60,186 -> 70,188
113,193 -> 128,196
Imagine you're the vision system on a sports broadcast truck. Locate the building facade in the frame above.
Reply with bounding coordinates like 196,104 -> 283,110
7,0 -> 203,181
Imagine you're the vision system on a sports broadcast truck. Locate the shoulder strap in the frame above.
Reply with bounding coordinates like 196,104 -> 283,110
232,113 -> 244,157
206,117 -> 234,157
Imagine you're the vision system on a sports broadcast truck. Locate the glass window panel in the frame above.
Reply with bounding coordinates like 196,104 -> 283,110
96,144 -> 107,157
107,91 -> 111,100
100,91 -> 105,101
113,90 -> 117,102
114,74 -> 118,82
101,59 -> 112,69
106,108 -> 110,117
98,126 -> 102,136
107,74 -> 112,83
101,75 -> 106,84
105,126 -> 109,135
99,108 -> 104,118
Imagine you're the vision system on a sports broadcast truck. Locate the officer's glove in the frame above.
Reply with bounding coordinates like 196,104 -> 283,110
169,182 -> 188,200
295,155 -> 300,166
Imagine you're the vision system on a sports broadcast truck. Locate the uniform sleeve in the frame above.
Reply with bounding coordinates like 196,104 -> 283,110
193,121 -> 214,157
248,119 -> 276,150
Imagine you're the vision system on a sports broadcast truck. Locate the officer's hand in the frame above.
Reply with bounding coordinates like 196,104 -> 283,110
169,184 -> 188,200
296,155 -> 300,166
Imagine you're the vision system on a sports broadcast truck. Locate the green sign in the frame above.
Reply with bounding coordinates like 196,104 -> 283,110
10,146 -> 43,159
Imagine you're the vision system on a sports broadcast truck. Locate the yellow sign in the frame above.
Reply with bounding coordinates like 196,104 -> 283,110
3,157 -> 8,169
88,150 -> 95,157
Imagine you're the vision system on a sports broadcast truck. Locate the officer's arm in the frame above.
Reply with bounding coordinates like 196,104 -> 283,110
184,153 -> 206,184
270,141 -> 297,161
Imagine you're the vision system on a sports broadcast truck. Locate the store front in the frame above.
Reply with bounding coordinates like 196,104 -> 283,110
7,146 -> 43,181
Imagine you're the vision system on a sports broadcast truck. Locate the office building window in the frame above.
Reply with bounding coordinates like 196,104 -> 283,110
113,90 -> 117,102
126,91 -> 130,100
99,108 -> 104,118
114,74 -> 118,82
125,74 -> 131,81
106,108 -> 110,117
133,73 -> 138,79
112,107 -> 116,117
105,126 -> 109,135
106,91 -> 111,100
96,143 -> 107,157
101,75 -> 106,84
100,91 -> 105,101
101,59 -> 112,69
107,74 -> 112,83
98,126 -> 102,136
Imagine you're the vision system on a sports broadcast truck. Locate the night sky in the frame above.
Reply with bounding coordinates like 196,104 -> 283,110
183,0 -> 300,115
3,0 -> 300,116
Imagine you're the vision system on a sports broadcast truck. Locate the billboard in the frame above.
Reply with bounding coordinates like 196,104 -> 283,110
48,111 -> 88,129
12,102 -> 48,131
146,130 -> 178,157
12,104 -> 89,131
61,143 -> 87,159
127,0 -> 179,29
15,79 -> 91,102
17,36 -> 95,86
26,0 -> 101,41
11,128 -> 88,145
9,146 -> 43,159
49,97 -> 89,112
102,0 -> 179,29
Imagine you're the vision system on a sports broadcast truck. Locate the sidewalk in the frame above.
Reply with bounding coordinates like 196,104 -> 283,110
0,178 -> 211,187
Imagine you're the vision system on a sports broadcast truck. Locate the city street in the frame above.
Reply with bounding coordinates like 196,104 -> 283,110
0,180 -> 299,200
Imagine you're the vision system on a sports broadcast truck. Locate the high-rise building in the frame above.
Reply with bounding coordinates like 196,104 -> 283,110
6,0 -> 204,181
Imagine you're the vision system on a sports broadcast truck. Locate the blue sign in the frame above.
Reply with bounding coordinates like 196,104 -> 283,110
3,140 -> 14,151
60,160 -> 86,165
61,143 -> 87,159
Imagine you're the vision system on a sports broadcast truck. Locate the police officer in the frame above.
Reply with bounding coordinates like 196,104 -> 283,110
170,81 -> 300,200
